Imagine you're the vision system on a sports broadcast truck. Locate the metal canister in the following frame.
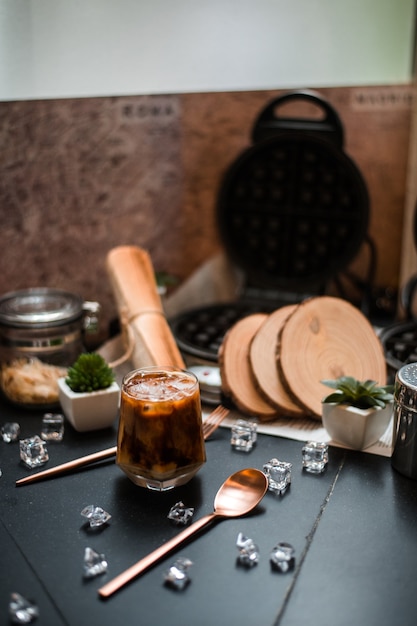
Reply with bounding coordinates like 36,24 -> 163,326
0,288 -> 100,408
392,362 -> 417,479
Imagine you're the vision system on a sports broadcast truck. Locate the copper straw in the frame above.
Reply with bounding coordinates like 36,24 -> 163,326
15,446 -> 117,487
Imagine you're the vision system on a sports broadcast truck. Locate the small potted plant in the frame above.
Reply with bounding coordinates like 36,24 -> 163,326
58,353 -> 120,432
321,375 -> 394,450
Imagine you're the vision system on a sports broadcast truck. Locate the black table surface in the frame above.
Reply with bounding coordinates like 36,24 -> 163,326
1,398 -> 417,626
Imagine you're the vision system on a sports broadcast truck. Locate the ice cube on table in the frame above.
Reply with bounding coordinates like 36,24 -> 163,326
263,458 -> 292,495
163,557 -> 193,590
81,505 -> 111,528
41,413 -> 64,442
236,532 -> 260,567
19,436 -> 49,469
9,592 -> 39,624
270,542 -> 295,573
1,422 -> 20,443
83,547 -> 108,578
167,501 -> 194,525
302,441 -> 328,474
231,419 -> 258,452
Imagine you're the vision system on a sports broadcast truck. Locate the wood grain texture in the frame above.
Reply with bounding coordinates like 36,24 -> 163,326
276,296 -> 387,419
218,313 -> 277,420
249,305 -> 304,416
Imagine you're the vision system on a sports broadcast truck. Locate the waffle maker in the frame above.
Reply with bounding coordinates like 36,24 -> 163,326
171,90 -> 370,367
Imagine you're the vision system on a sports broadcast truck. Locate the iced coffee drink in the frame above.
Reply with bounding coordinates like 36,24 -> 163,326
117,366 -> 206,490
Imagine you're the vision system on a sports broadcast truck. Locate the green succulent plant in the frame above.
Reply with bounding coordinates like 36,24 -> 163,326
65,353 -> 115,393
321,376 -> 394,410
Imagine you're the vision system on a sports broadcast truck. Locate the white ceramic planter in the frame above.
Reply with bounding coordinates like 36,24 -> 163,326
58,378 -> 120,432
321,402 -> 393,450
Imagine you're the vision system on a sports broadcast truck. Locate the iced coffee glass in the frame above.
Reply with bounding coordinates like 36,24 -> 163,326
117,366 -> 206,490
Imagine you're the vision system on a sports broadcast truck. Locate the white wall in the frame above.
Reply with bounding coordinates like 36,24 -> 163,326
0,0 -> 415,101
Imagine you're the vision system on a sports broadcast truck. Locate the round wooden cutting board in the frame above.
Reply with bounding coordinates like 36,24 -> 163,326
218,313 -> 278,420
277,296 -> 387,419
249,304 -> 305,416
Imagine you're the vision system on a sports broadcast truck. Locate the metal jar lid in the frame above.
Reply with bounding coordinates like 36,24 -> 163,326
394,362 -> 417,413
0,288 -> 84,328
188,365 -> 222,405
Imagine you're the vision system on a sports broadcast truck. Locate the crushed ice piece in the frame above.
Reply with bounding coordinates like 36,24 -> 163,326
1,422 -> 20,443
41,413 -> 64,442
19,436 -> 49,469
9,592 -> 39,624
263,458 -> 292,495
163,557 -> 193,590
167,501 -> 195,525
270,542 -> 295,573
231,419 -> 258,452
81,505 -> 111,528
302,441 -> 328,474
236,532 -> 260,567
83,547 -> 108,578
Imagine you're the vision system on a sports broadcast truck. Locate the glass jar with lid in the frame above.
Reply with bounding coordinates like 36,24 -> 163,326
0,287 -> 100,409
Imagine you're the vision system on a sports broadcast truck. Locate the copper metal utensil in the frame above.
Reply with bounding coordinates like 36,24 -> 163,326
98,467 -> 268,599
15,446 -> 117,487
201,405 -> 229,439
15,405 -> 229,487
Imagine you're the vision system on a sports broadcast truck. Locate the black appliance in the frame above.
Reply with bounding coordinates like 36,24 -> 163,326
171,90 -> 372,364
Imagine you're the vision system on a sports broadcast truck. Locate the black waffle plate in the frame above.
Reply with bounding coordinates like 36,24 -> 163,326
170,301 -> 276,362
217,91 -> 369,292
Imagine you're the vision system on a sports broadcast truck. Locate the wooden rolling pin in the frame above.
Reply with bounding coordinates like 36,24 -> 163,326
106,245 -> 185,369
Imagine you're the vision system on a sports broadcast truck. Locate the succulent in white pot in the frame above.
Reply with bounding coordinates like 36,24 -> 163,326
58,353 -> 120,432
321,376 -> 394,450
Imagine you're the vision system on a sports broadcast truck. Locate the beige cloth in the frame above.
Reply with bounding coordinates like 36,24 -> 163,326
163,252 -> 243,318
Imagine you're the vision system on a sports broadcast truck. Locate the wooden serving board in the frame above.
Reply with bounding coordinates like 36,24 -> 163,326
249,305 -> 305,417
276,296 -> 387,419
218,313 -> 278,421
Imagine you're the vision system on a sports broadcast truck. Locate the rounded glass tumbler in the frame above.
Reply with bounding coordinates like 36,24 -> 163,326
116,366 -> 206,490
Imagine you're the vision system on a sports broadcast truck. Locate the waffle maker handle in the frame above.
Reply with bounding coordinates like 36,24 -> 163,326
251,89 -> 344,148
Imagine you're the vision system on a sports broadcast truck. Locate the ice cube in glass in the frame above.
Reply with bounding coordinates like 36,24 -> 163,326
117,366 -> 206,490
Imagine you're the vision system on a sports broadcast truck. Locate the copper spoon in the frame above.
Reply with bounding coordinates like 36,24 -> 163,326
98,468 -> 268,599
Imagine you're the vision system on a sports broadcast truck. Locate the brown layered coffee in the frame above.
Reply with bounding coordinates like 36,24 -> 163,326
117,367 -> 206,490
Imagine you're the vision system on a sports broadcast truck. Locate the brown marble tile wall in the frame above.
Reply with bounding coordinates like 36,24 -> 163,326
0,84 -> 413,335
